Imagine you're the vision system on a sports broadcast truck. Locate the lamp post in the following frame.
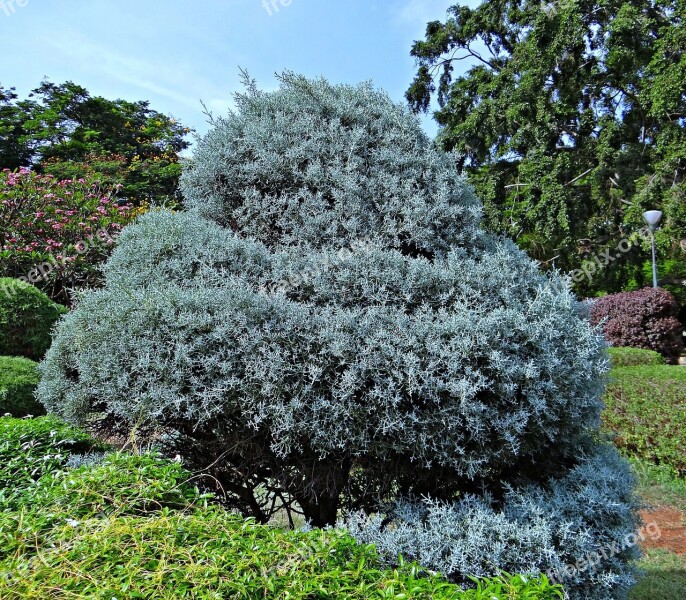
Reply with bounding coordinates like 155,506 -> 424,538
643,210 -> 662,288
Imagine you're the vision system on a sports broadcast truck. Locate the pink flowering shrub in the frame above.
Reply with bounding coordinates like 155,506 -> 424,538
0,168 -> 137,302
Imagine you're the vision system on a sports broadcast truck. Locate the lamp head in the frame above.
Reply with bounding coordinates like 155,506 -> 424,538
643,210 -> 663,231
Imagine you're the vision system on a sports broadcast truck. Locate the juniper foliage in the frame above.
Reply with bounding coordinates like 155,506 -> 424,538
39,73 -> 639,597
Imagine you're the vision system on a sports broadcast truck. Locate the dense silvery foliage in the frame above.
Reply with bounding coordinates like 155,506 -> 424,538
39,74 -> 638,594
180,72 -> 482,256
344,442 -> 640,600
41,209 -> 605,481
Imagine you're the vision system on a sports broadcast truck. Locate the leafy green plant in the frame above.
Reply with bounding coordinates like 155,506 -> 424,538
0,415 -> 99,509
0,356 -> 42,417
608,347 -> 666,368
0,278 -> 67,360
0,505 -> 563,599
603,366 -> 686,476
0,416 -> 563,599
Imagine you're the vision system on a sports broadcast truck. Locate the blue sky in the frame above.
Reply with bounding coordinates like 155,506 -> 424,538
0,0 -> 479,144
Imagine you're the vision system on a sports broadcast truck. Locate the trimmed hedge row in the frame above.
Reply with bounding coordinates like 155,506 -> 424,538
0,356 -> 43,417
608,347 -> 665,368
0,278 -> 67,361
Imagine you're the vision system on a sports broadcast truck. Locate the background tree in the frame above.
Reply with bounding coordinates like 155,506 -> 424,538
0,86 -> 32,170
406,0 -> 686,313
0,80 -> 192,206
39,73 -> 639,598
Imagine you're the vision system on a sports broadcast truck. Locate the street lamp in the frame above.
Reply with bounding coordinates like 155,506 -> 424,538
643,210 -> 662,288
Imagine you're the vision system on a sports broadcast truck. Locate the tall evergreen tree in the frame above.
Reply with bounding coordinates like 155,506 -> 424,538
0,80 -> 192,205
407,0 -> 686,306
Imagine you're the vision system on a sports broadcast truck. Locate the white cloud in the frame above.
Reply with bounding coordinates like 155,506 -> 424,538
42,35 -> 237,120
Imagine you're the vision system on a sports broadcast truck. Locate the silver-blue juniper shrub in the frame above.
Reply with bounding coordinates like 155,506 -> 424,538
38,73 -> 638,597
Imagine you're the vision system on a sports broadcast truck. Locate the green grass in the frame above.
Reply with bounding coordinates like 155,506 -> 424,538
0,416 -> 563,600
630,458 -> 686,512
603,365 -> 686,475
630,550 -> 686,600
601,362 -> 686,600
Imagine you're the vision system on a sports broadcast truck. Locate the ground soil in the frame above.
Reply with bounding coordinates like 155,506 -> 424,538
639,507 -> 686,556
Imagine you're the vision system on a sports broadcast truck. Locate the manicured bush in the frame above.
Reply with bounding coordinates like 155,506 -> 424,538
608,347 -> 665,368
345,441 -> 638,600
0,278 -> 67,360
0,168 -> 136,302
589,288 -> 684,363
0,356 -> 42,417
603,365 -> 686,476
39,73 -> 637,598
0,418 -> 563,599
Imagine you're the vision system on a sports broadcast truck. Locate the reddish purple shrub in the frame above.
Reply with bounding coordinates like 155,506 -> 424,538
589,288 -> 684,363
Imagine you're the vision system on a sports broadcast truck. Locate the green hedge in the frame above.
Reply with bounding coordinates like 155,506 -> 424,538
0,356 -> 43,417
0,416 -> 563,599
608,347 -> 665,368
603,365 -> 686,476
0,278 -> 68,360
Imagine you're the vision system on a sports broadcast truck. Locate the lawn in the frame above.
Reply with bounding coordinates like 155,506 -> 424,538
601,357 -> 686,600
